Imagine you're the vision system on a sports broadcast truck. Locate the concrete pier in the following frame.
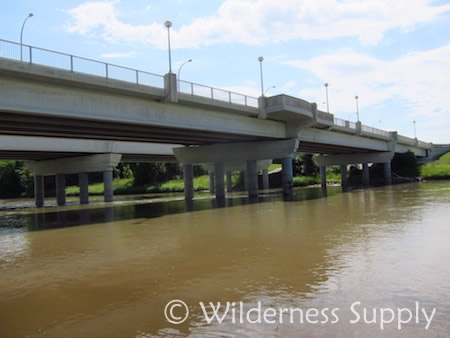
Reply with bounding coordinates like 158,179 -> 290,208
55,174 -> 66,206
214,162 -> 225,199
247,159 -> 259,198
183,164 -> 194,200
34,175 -> 44,208
79,172 -> 89,205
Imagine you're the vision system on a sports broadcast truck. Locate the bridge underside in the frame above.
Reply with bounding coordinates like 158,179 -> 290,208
0,111 -> 272,146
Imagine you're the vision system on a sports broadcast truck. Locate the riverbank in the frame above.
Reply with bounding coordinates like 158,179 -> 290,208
60,153 -> 450,197
420,152 -> 450,180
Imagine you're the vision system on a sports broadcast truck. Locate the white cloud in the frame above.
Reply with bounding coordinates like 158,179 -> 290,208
64,0 -> 450,48
284,44 -> 450,141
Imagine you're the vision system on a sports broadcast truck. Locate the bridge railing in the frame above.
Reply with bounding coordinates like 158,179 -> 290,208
0,38 -> 165,88
178,79 -> 259,108
361,125 -> 391,138
334,117 -> 357,130
1,38 -> 259,108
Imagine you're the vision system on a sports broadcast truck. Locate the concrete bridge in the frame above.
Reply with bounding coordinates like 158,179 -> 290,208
0,38 -> 448,206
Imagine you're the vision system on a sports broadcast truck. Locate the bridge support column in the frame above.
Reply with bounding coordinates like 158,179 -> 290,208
214,162 -> 225,199
362,163 -> 370,187
243,170 -> 249,191
183,164 -> 194,200
320,166 -> 327,197
384,161 -> 392,185
226,172 -> 233,192
282,157 -> 294,196
209,172 -> 215,194
79,172 -> 89,205
55,174 -> 66,206
103,170 -> 114,202
262,168 -> 269,190
247,159 -> 259,198
34,175 -> 44,208
340,165 -> 349,192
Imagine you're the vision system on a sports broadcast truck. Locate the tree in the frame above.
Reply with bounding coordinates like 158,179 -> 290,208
0,161 -> 26,198
392,151 -> 419,178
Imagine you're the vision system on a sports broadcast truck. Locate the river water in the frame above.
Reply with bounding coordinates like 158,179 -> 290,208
0,182 -> 449,337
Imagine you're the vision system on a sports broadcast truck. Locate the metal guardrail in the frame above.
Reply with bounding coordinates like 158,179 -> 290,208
0,38 -> 164,88
361,125 -> 391,138
0,38 -> 258,108
178,79 -> 258,108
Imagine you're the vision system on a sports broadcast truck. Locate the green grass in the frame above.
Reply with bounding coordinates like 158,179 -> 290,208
420,153 -> 450,179
64,169 -> 347,197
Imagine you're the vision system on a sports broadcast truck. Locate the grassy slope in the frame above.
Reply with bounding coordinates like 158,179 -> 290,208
420,152 -> 450,179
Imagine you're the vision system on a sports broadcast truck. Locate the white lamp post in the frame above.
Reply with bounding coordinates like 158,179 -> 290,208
258,56 -> 264,97
324,83 -> 329,113
20,13 -> 34,61
164,20 -> 173,73
355,95 -> 360,122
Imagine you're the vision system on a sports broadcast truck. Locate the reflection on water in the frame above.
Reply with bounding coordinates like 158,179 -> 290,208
0,183 -> 449,337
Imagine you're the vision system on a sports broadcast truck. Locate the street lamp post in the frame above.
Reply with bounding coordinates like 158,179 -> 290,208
258,56 -> 264,97
177,59 -> 192,88
20,13 -> 34,61
324,83 -> 329,113
413,120 -> 417,139
355,95 -> 360,122
164,20 -> 173,73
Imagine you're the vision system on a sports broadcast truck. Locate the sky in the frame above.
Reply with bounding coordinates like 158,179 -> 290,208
2,0 -> 450,143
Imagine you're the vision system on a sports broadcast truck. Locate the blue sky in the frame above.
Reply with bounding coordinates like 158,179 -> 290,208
2,0 -> 450,143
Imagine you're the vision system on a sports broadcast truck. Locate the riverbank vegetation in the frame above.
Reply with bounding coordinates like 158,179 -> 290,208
420,153 -> 450,179
1,152 -> 449,199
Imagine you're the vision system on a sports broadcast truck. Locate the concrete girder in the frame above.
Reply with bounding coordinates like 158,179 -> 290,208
315,151 -> 395,167
26,153 -> 122,176
173,139 -> 299,165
